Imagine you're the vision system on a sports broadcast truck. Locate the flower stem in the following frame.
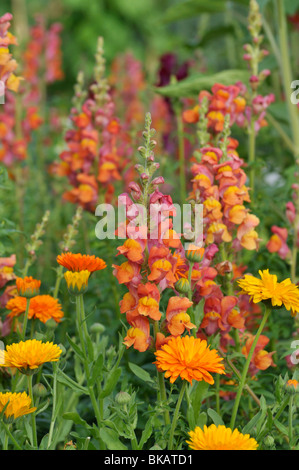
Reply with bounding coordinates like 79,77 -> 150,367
288,394 -> 294,448
153,321 -> 170,427
47,362 -> 58,449
22,298 -> 31,341
229,305 -> 271,429
27,374 -> 38,449
276,0 -> 299,157
168,381 -> 187,450
175,104 -> 186,205
2,421 -> 22,450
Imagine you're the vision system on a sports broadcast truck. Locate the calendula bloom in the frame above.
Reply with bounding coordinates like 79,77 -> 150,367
16,276 -> 41,298
57,252 -> 106,273
186,424 -> 258,450
285,379 -> 299,393
0,339 -> 62,373
154,335 -> 225,384
237,269 -> 299,316
0,391 -> 36,422
6,295 -> 64,323
64,270 -> 90,295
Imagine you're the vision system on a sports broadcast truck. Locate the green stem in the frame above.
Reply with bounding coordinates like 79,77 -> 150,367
22,298 -> 31,341
154,321 -> 170,426
215,373 -> 220,415
230,305 -> 271,429
27,374 -> 38,448
168,381 -> 187,450
276,0 -> 299,156
176,106 -> 186,205
47,362 -> 58,449
53,266 -> 64,299
2,421 -> 22,450
288,394 -> 294,448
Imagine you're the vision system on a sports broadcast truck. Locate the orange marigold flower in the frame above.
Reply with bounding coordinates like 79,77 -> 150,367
6,295 -> 64,323
154,335 -> 225,384
16,276 -> 41,298
0,391 -> 36,421
286,379 -> 299,393
0,339 -> 62,373
57,252 -> 106,273
187,424 -> 258,450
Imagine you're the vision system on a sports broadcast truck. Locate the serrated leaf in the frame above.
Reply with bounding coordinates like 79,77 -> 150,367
155,70 -> 250,98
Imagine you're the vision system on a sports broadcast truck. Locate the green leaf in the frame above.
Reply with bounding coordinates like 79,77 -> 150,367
62,411 -> 91,428
57,369 -> 89,395
128,362 -> 154,383
99,366 -> 121,398
89,352 -> 104,386
138,417 -> 153,450
155,70 -> 250,98
242,409 -> 263,434
207,408 -> 224,426
161,0 -> 226,24
99,427 -> 127,450
66,334 -> 85,361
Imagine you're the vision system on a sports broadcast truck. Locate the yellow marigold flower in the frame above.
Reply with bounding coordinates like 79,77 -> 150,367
16,276 -> 41,298
64,270 -> 90,295
0,391 -> 36,422
57,252 -> 106,273
237,269 -> 299,316
154,335 -> 225,385
0,339 -> 62,374
187,424 -> 258,450
6,295 -> 64,323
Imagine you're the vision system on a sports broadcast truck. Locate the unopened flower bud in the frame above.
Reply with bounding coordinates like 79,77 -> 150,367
115,391 -> 131,405
33,383 -> 48,398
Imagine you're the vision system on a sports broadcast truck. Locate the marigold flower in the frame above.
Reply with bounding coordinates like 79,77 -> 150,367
154,335 -> 225,384
0,391 -> 36,422
64,270 -> 90,295
285,379 -> 299,393
237,269 -> 299,316
0,339 -> 62,373
57,252 -> 106,273
186,424 -> 258,450
6,295 -> 64,323
16,276 -> 41,298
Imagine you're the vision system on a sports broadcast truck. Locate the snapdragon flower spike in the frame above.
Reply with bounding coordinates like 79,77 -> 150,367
52,38 -> 132,210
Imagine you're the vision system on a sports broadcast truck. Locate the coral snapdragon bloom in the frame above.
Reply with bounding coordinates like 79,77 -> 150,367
237,269 -> 299,316
57,252 -> 106,273
154,335 -> 225,384
16,276 -> 41,298
187,424 -> 258,450
0,391 -> 36,421
0,339 -> 62,372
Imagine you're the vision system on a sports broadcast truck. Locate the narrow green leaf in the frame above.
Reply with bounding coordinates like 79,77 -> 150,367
99,367 -> 121,398
207,408 -> 224,426
57,369 -> 89,395
62,411 -> 90,428
161,0 -> 226,24
128,362 -> 154,383
155,70 -> 250,98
